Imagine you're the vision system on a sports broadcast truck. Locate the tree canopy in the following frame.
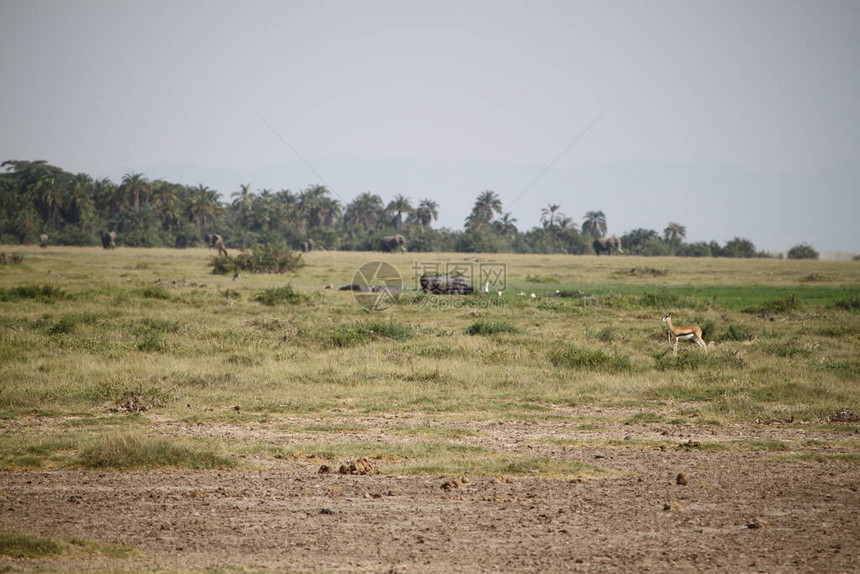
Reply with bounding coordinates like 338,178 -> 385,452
0,159 -> 787,258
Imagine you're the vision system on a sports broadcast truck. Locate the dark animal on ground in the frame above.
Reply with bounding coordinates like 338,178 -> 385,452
101,231 -> 117,249
593,236 -> 623,255
420,274 -> 474,295
380,234 -> 407,253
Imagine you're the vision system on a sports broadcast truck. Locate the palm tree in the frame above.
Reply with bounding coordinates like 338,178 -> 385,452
299,185 -> 340,230
466,190 -> 503,230
151,181 -> 182,231
663,222 -> 687,247
231,184 -> 256,244
186,184 -> 223,235
120,173 -> 150,211
493,212 -> 518,236
344,192 -> 385,232
582,210 -> 607,238
540,203 -> 564,230
410,198 -> 439,228
386,194 -> 413,231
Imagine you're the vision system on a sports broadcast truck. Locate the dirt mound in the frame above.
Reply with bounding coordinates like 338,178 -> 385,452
337,457 -> 379,475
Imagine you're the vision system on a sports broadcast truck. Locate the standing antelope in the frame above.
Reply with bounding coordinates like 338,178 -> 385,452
661,313 -> 707,356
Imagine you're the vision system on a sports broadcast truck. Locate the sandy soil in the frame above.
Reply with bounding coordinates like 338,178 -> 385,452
1,413 -> 858,573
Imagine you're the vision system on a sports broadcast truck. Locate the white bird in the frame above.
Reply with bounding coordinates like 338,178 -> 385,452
530,293 -> 536,298
518,292 -> 525,297
484,281 -> 490,294
497,291 -> 503,297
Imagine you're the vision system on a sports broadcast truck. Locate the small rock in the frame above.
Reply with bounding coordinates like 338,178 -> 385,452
663,500 -> 686,512
676,473 -> 688,486
747,518 -> 769,529
318,465 -> 332,474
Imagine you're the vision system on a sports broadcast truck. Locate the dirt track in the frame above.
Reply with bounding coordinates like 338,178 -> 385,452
2,415 -> 858,572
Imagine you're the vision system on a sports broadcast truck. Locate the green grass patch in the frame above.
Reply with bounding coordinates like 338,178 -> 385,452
549,346 -> 633,372
833,296 -> 860,312
745,294 -> 802,314
0,284 -> 68,302
464,320 -> 521,336
78,434 -> 235,470
253,284 -> 309,306
134,285 -> 171,300
312,320 -> 413,347
0,532 -> 136,559
0,532 -> 65,558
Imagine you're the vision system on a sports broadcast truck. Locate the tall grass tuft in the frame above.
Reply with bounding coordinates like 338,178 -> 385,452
465,320 -> 521,336
313,320 -> 413,347
0,284 -> 67,302
78,434 -> 235,470
745,294 -> 801,314
549,346 -> 633,372
254,284 -> 308,306
833,296 -> 860,312
0,532 -> 64,558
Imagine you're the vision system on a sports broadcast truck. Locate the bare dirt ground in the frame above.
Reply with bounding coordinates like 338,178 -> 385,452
2,411 -> 859,573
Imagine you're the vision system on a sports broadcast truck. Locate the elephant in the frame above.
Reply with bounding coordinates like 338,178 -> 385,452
101,231 -> 117,249
593,236 -> 623,255
301,239 -> 315,253
380,234 -> 407,253
210,234 -> 228,257
39,234 -> 49,248
420,273 -> 474,295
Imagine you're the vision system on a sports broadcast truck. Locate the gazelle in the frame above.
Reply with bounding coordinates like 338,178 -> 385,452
661,313 -> 707,356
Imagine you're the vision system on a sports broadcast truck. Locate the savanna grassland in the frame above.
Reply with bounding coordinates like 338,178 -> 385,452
1,246 -> 859,573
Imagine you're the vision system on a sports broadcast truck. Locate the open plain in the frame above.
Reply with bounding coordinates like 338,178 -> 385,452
1,247 -> 858,572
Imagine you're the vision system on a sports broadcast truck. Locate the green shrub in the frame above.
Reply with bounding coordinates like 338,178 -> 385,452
0,284 -> 67,302
465,320 -> 521,336
787,243 -> 819,260
212,243 -> 305,275
549,346 -> 632,372
253,284 -> 308,306
717,323 -> 755,342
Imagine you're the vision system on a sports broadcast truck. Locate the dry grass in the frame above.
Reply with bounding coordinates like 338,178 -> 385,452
1,245 -> 858,474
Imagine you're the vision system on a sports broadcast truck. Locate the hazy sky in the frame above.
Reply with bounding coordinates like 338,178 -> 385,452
1,0 -> 858,252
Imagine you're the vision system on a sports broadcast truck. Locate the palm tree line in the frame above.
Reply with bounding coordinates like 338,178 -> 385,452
1,159 -> 772,257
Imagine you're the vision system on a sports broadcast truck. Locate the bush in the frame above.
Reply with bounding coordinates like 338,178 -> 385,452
787,243 -> 819,260
212,243 -> 304,275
